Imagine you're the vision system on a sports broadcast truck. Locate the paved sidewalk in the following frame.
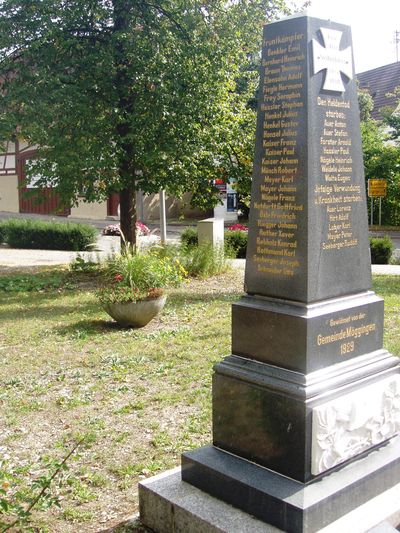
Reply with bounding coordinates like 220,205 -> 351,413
1,244 -> 400,275
370,264 -> 400,275
1,211 -> 399,274
0,234 -> 160,268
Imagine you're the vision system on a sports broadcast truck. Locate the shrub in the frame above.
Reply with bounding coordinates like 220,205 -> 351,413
180,227 -> 198,248
225,229 -> 248,258
3,218 -> 97,251
370,236 -> 394,264
0,222 -> 7,244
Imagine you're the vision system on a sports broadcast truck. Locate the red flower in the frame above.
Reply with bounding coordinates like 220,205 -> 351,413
227,223 -> 248,232
114,274 -> 123,282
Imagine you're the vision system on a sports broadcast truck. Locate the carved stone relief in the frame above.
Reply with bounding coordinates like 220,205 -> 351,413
312,375 -> 400,475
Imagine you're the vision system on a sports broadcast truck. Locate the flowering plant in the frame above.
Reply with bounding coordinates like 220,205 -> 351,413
97,248 -> 186,305
102,221 -> 150,237
136,221 -> 150,236
227,223 -> 248,232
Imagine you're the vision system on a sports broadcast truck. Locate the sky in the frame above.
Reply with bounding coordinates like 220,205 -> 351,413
296,0 -> 400,73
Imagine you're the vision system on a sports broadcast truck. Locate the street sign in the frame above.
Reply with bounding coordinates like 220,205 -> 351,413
368,179 -> 387,198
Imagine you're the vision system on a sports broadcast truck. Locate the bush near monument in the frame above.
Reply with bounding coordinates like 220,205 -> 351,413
179,243 -> 227,278
180,225 -> 249,259
225,226 -> 248,258
1,219 -> 97,251
369,236 -> 394,264
180,227 -> 198,249
155,240 -> 227,278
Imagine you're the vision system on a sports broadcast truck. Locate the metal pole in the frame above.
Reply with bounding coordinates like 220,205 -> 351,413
138,190 -> 144,222
370,198 -> 374,226
159,190 -> 167,244
379,197 -> 382,226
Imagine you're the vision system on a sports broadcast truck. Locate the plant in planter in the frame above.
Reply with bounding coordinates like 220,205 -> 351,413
97,248 -> 186,327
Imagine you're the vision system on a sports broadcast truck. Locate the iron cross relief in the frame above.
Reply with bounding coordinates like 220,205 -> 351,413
312,28 -> 353,92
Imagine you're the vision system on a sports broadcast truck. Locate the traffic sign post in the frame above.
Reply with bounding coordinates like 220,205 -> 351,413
368,179 -> 387,226
368,179 -> 387,198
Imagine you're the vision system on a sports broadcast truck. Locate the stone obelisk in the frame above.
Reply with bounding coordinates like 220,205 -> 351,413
181,14 -> 400,532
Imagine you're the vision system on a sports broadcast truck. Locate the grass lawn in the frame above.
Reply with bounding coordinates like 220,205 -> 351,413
0,267 -> 399,532
0,266 -> 242,532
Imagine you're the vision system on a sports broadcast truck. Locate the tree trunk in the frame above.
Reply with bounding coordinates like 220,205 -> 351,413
119,186 -> 137,247
113,0 -> 137,248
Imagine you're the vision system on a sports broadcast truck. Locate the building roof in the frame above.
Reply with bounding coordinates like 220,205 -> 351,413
357,62 -> 400,121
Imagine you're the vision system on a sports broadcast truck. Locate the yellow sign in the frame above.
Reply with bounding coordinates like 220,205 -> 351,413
368,179 -> 387,198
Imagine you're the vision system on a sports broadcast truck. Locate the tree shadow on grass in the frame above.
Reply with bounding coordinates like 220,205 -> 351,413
0,299 -> 98,322
55,315 -> 167,338
55,318 -> 131,337
167,290 -> 241,307
54,294 -> 235,341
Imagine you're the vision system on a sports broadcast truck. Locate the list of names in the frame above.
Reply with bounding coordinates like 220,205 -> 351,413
252,31 -> 306,278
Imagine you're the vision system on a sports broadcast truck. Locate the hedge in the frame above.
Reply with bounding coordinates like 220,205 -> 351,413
0,222 -> 7,244
2,218 -> 98,251
180,227 -> 249,258
369,236 -> 393,264
180,227 -> 198,248
181,227 -> 396,265
224,229 -> 248,258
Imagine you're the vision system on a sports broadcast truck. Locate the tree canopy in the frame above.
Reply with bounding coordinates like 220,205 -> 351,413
0,0 -> 288,243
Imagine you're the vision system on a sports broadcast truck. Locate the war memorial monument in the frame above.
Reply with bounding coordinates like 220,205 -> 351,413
140,13 -> 400,532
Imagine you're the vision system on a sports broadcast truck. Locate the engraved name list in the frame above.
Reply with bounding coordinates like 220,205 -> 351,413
316,96 -> 360,251
253,31 -> 306,278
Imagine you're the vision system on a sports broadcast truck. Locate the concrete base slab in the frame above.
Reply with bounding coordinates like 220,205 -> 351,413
139,466 -> 400,533
139,467 -> 280,533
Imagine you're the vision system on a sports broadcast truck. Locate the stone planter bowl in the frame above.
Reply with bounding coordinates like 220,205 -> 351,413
104,295 -> 167,328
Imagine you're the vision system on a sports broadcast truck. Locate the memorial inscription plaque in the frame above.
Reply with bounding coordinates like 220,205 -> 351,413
181,14 -> 400,532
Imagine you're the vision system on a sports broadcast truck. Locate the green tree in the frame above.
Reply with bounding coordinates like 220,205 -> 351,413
359,89 -> 400,225
0,0 -> 287,244
382,86 -> 400,142
358,88 -> 374,122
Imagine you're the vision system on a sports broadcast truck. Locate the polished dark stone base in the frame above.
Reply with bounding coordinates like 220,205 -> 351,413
182,438 -> 400,533
232,291 -> 384,373
213,351 -> 399,482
